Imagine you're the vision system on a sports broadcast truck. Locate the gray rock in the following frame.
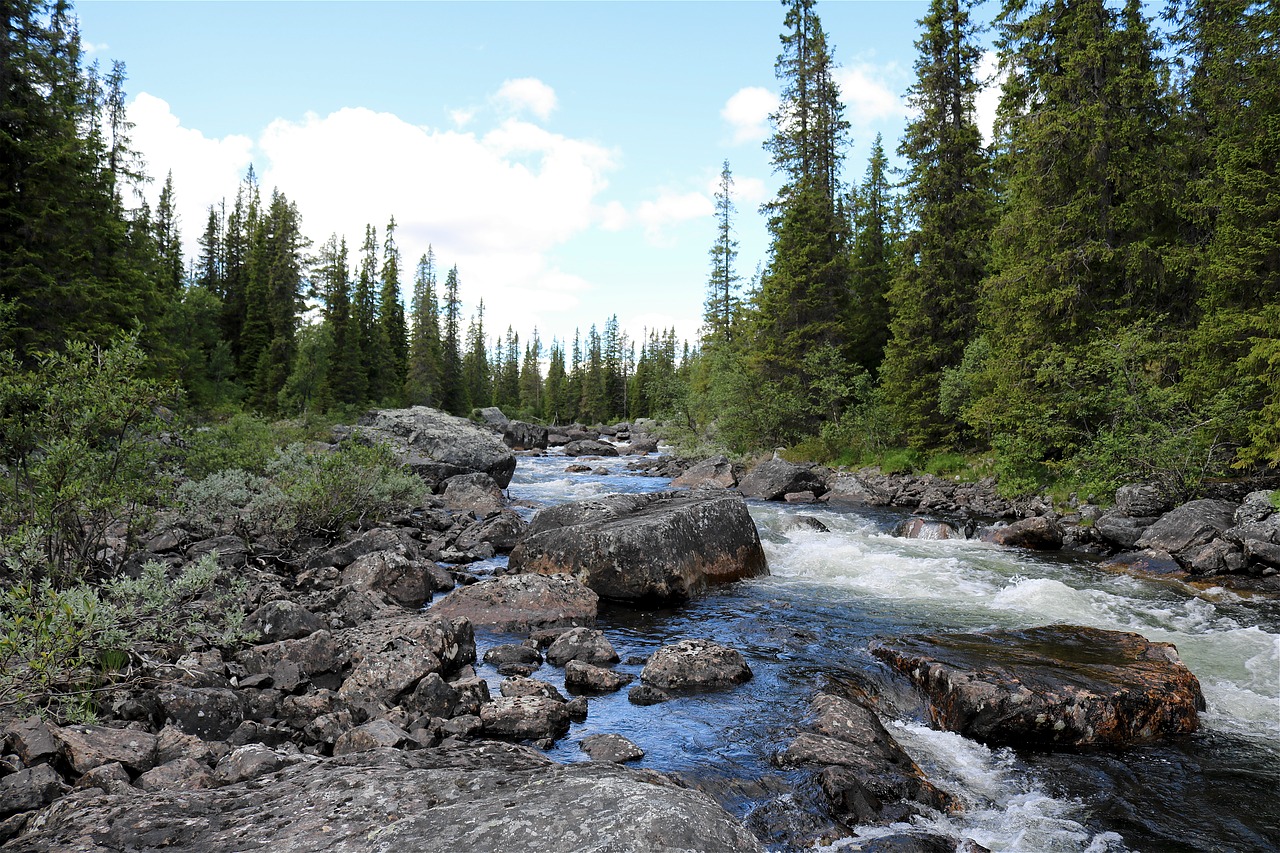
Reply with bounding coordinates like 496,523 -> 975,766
545,627 -> 619,667
214,744 -> 287,785
1098,549 -> 1186,580
509,491 -> 767,604
340,549 -> 432,609
580,733 -> 644,763
982,516 -> 1064,550
305,527 -> 421,572
563,439 -> 619,457
641,639 -> 752,691
246,600 -> 326,642
441,472 -> 505,515
338,645 -> 441,712
823,474 -> 890,506
1115,483 -> 1173,518
185,534 -> 249,569
482,643 -> 543,668
430,573 -> 599,631
624,436 -> 659,455
1135,499 -> 1238,560
564,660 -> 633,693
134,758 -> 215,792
452,509 -> 527,553
1235,490 -> 1277,525
53,725 -> 158,775
738,458 -> 826,501
1183,539 -> 1247,575
895,518 -> 959,540
73,762 -> 133,794
236,630 -> 348,691
671,455 -> 738,490
355,406 -> 517,488
0,765 -> 68,817
628,684 -> 672,706
155,687 -> 245,741
333,721 -> 414,756
503,421 -> 549,451
499,677 -> 566,703
4,744 -> 764,852
408,672 -> 461,719
477,406 -> 509,427
4,716 -> 60,767
1094,511 -> 1158,548
480,696 -> 571,741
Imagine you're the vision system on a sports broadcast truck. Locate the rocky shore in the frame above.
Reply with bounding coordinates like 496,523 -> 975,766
3,408 -> 1255,851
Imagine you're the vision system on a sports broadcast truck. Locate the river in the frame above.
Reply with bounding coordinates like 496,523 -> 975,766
473,450 -> 1280,852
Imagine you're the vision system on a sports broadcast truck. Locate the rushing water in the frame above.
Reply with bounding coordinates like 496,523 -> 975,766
471,450 -> 1280,852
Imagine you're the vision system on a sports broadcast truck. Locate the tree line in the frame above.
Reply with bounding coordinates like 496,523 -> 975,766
2,0 -> 1276,499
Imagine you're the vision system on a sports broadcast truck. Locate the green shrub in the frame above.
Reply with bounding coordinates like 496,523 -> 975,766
878,448 -> 922,475
0,554 -> 253,722
182,413 -> 281,479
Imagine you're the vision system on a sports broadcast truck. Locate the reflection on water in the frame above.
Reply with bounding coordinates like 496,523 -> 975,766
486,452 -> 1280,852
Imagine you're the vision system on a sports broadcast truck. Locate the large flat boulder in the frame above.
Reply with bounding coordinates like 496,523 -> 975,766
5,744 -> 764,852
355,407 -> 517,488
870,625 -> 1204,749
430,573 -> 599,631
508,491 -> 768,603
1134,499 -> 1238,567
737,459 -> 826,501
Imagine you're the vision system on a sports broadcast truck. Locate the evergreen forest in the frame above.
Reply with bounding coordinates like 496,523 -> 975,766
3,0 -> 1277,502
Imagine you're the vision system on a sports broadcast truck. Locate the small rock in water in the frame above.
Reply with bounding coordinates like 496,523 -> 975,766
580,733 -> 644,763
640,638 -> 752,691
628,685 -> 672,706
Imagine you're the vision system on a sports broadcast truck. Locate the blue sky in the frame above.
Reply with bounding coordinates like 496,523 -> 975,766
76,1 -> 990,350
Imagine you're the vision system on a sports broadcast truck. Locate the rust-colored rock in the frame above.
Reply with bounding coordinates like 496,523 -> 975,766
870,624 -> 1204,749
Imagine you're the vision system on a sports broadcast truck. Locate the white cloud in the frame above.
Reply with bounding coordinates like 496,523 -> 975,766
835,63 -> 908,126
975,50 -> 1004,146
596,200 -> 630,232
450,107 -> 476,128
127,92 -> 617,339
635,190 -> 713,247
82,41 -> 109,55
721,86 -> 778,144
702,171 -> 768,207
494,77 -> 558,122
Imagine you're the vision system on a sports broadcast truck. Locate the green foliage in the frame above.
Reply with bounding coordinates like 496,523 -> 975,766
181,412 -> 282,479
177,438 -> 428,543
878,448 -> 923,476
0,337 -> 174,586
0,553 -> 252,721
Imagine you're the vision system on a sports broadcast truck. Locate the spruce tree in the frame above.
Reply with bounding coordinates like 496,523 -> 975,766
154,171 -> 184,295
519,330 -> 543,416
703,161 -> 741,348
379,216 -> 408,401
462,301 -> 491,409
544,340 -> 568,424
847,134 -> 895,375
317,234 -> 365,405
405,248 -> 443,406
439,265 -> 468,415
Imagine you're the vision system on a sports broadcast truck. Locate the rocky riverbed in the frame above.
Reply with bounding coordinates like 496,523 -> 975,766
3,407 -> 1278,851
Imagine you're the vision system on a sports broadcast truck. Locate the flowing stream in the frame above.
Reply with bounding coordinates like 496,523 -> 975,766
470,451 -> 1280,852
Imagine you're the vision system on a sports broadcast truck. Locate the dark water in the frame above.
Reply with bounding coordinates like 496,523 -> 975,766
463,452 -> 1280,852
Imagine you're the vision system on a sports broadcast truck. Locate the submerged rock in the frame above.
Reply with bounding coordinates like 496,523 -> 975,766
981,516 -> 1064,550
894,518 -> 959,540
508,491 -> 768,604
870,624 -> 1204,749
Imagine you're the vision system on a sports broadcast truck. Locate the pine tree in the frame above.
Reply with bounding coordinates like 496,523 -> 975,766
317,234 -> 365,405
154,171 -> 184,295
703,160 -> 741,347
439,265 -> 468,415
405,248 -> 443,406
519,329 -> 543,416
379,216 -> 408,401
495,326 -> 521,412
847,134 -> 895,375
354,224 -> 394,402
544,340 -> 568,424
879,0 -> 996,449
462,301 -> 491,409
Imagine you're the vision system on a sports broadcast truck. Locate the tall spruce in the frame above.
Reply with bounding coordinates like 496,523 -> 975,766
703,160 -> 741,347
439,265 -> 468,414
463,301 -> 491,409
847,134 -> 895,375
153,171 -> 184,295
405,248 -> 443,406
317,234 -> 365,405
379,216 -> 408,401
880,0 -> 995,448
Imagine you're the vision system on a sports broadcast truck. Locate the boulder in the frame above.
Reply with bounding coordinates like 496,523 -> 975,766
562,439 -> 619,458
628,685 -> 672,706
154,687 -> 245,741
503,420 -> 549,451
981,516 -> 1064,550
1134,499 -> 1238,564
338,645 -> 442,712
482,644 -> 543,668
0,766 -> 69,817
738,458 -> 826,501
355,407 -> 517,488
564,660 -> 633,693
340,550 -> 432,609
580,734 -> 644,763
4,716 -> 60,767
776,694 -> 954,826
783,515 -> 830,534
236,630 -> 348,692
245,599 -> 326,642
1093,510 -> 1158,549
53,725 -> 158,775
441,472 -> 505,516
1098,549 -> 1187,580
134,758 -> 215,792
214,744 -> 287,785
453,510 -> 527,553
870,624 -> 1204,749
823,474 -> 890,506
894,518 -> 959,540
477,406 -> 509,428
671,455 -> 738,490
499,677 -> 566,703
640,639 -> 752,691
185,534 -> 249,569
4,744 -> 764,852
1115,483 -> 1172,518
430,573 -> 599,631
305,527 -> 421,572
545,627 -> 620,667
624,436 -> 659,455
508,491 -> 768,604
407,672 -> 461,719
1234,490 -> 1277,525
332,720 -> 414,756
479,696 -> 572,741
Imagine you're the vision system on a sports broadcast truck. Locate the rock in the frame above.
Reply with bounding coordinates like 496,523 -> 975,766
624,436 -> 659,455
245,599 -> 326,642
671,455 -> 738,490
1115,483 -> 1173,518
236,630 -> 348,692
1245,538 -> 1280,569
564,660 -> 633,693
338,645 -> 442,712
73,762 -> 133,795
628,684 -> 672,706
641,639 -> 752,691
738,458 -> 826,501
982,516 -> 1064,550
333,720 -> 414,756
895,518 -> 959,540
453,510 -> 527,554
545,627 -> 620,666
776,694 -> 954,826
477,406 -> 509,427
1182,538 -> 1247,574
482,643 -> 543,668
499,677 -> 566,703
784,491 -> 818,503
479,696 -> 572,741
4,716 -> 60,767
823,474 -> 890,506
340,549 -> 432,609
355,406 -> 517,488
1234,490 -> 1276,525
305,527 -> 421,572
185,534 -> 249,569
1,765 -> 69,817
1098,549 -> 1187,580
441,472 -> 505,515
782,515 -> 830,533
155,687 -> 245,741
4,744 -> 764,852
407,672 -> 461,719
503,421 -> 549,451
54,724 -> 158,775
214,744 -> 286,785
509,491 -> 767,604
1094,510 -> 1159,549
580,734 -> 644,763
870,624 -> 1205,749
134,758 -> 215,792
563,439 -> 619,457
430,573 -> 598,631
1135,499 -> 1238,562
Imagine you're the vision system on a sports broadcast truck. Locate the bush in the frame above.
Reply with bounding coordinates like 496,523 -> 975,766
0,554 -> 253,722
182,412 -> 281,479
